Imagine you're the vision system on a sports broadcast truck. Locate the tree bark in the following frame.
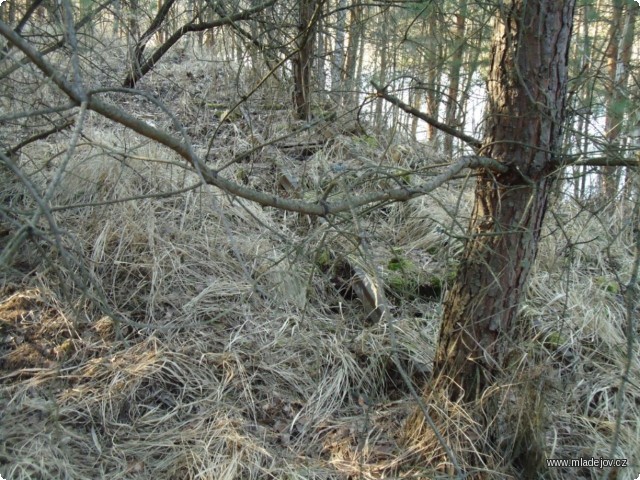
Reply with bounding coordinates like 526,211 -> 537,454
602,0 -> 624,198
293,0 -> 317,120
431,0 -> 575,475
425,11 -> 441,144
443,1 -> 467,156
374,10 -> 389,132
331,0 -> 347,105
603,1 -> 637,200
343,3 -> 362,109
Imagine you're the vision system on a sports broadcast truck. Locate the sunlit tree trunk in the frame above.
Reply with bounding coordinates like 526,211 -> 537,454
129,0 -> 140,40
293,0 -> 317,120
576,1 -> 593,200
2,0 -> 17,23
429,0 -> 576,475
602,0 -> 625,198
411,91 -> 422,139
331,0 -> 347,105
353,16 -> 365,107
343,3 -> 362,109
374,9 -> 389,132
457,26 -> 482,135
156,0 -> 165,44
112,0 -> 121,36
618,3 -> 638,211
443,1 -> 467,157
315,5 -> 326,94
425,11 -> 440,144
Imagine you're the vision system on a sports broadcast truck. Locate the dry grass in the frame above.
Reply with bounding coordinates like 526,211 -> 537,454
1,40 -> 639,480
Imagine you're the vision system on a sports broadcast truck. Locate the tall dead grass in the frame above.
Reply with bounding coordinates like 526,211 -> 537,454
1,43 -> 638,480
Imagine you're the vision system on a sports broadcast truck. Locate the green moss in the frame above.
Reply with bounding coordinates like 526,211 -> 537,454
359,135 -> 379,148
428,275 -> 443,288
443,259 -> 459,281
594,276 -> 620,294
261,103 -> 287,111
388,256 -> 414,272
388,275 -> 412,290
312,109 -> 337,121
387,274 -> 418,298
315,248 -> 332,269
543,331 -> 566,350
235,168 -> 249,184
446,268 -> 457,283
386,254 -> 419,298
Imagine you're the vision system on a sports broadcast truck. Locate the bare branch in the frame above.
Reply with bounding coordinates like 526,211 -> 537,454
49,182 -> 204,212
370,80 -> 483,151
0,0 -> 116,79
6,119 -> 75,156
0,0 -> 45,60
123,0 -> 277,87
0,21 -> 506,217
572,156 -> 640,167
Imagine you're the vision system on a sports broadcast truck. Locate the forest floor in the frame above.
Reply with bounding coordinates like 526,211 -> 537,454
1,42 -> 639,479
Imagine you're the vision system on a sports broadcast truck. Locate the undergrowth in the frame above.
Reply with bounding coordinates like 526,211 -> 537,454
1,40 -> 638,480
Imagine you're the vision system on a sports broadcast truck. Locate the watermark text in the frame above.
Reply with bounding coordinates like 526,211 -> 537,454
546,457 -> 627,469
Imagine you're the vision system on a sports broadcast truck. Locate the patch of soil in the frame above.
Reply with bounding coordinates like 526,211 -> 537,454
0,290 -> 65,379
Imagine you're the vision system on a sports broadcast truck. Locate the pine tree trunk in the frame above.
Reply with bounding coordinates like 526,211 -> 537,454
425,11 -> 440,144
429,0 -> 576,476
331,0 -> 348,105
602,0 -> 624,198
343,3 -> 362,109
443,1 -> 467,156
293,0 -> 316,120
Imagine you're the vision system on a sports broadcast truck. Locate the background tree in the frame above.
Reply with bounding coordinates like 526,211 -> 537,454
603,0 -> 637,199
442,0 -> 467,157
292,0 -> 319,120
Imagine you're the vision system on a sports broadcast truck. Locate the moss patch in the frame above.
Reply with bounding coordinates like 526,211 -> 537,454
594,276 -> 619,294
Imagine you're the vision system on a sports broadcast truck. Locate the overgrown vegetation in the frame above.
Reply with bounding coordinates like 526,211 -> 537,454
1,39 -> 638,479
